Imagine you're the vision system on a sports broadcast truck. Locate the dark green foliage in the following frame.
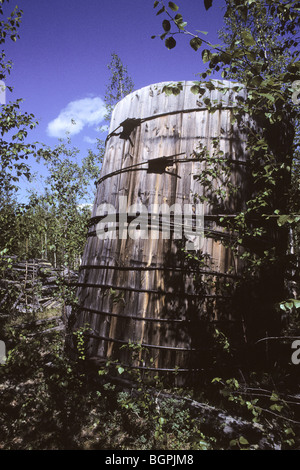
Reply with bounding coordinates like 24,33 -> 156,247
0,2 -> 39,264
204,0 -> 213,11
0,2 -> 38,235
153,0 -> 300,358
190,37 -> 202,51
165,36 -> 176,49
32,139 -> 102,268
1,329 -> 299,450
104,53 -> 134,123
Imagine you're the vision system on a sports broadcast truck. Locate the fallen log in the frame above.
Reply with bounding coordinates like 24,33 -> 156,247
13,315 -> 62,329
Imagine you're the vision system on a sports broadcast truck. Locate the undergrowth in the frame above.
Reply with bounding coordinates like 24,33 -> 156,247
0,324 -> 299,450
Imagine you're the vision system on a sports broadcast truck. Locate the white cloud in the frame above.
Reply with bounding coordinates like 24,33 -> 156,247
47,97 -> 106,138
84,136 -> 98,144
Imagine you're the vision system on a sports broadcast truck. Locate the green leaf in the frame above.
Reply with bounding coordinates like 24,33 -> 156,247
279,299 -> 300,311
172,87 -> 181,96
162,86 -> 173,96
156,6 -> 165,15
154,1 -> 159,7
257,92 -> 276,103
168,1 -> 179,11
191,85 -> 201,95
239,436 -> 249,445
190,37 -> 202,51
277,215 -> 291,226
284,428 -> 295,436
179,21 -> 187,29
250,76 -> 264,87
205,81 -> 216,91
270,404 -> 283,412
162,19 -> 171,32
204,0 -> 213,10
202,49 -> 211,63
270,392 -> 279,402
174,13 -> 187,29
117,366 -> 124,375
165,36 -> 176,49
238,6 -> 248,22
211,377 -> 222,383
241,30 -> 256,46
174,13 -> 183,22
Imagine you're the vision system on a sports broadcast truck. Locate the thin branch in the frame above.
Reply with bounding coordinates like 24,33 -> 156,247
255,336 -> 300,344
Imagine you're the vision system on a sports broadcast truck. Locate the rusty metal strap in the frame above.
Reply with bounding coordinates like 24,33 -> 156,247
85,332 -> 197,352
78,264 -> 241,279
86,227 -> 234,243
79,306 -> 241,325
105,106 -> 244,144
88,212 -> 201,225
96,155 -> 248,186
87,214 -> 236,239
96,152 -> 187,185
73,282 -> 230,299
80,306 -> 187,323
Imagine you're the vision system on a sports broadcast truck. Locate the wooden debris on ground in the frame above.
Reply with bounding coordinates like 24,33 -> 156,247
0,257 -> 78,331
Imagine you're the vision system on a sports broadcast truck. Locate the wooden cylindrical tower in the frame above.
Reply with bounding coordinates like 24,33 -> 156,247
70,80 -> 250,378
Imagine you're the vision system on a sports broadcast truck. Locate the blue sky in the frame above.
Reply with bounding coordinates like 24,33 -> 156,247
4,0 -> 226,199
